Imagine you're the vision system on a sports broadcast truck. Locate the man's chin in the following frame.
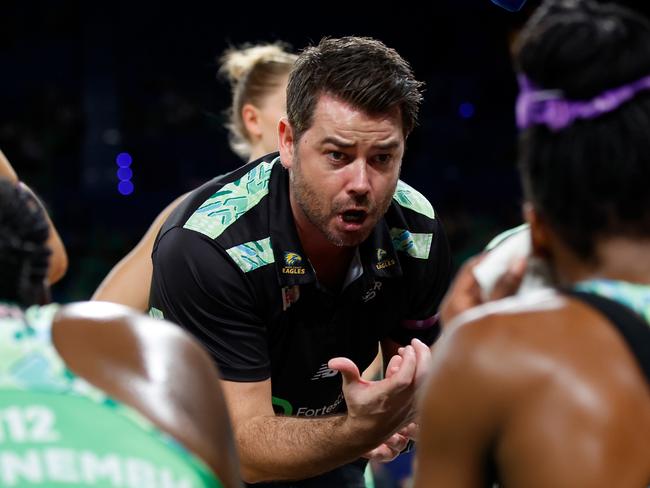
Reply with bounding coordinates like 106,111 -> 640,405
325,228 -> 372,247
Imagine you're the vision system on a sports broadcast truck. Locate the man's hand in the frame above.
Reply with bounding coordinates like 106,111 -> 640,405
440,254 -> 526,326
361,420 -> 419,462
385,338 -> 431,390
362,431 -> 410,463
328,345 -> 418,445
362,339 -> 429,460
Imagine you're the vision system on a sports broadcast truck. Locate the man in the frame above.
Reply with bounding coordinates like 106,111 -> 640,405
0,178 -> 241,488
414,1 -> 650,486
150,36 -> 451,487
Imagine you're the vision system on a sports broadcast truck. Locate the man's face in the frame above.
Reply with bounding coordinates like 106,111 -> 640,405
282,94 -> 405,247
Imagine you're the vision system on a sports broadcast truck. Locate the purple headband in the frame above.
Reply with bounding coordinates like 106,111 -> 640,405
516,74 -> 650,131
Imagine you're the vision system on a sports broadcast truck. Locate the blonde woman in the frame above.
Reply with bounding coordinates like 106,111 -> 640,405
93,44 -> 296,309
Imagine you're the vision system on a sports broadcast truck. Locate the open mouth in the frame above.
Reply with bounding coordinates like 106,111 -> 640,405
340,209 -> 368,224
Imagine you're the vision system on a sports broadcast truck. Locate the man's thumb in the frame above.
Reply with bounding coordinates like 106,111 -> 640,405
328,357 -> 361,385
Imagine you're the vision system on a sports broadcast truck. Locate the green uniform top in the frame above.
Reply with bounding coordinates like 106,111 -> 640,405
0,301 -> 223,488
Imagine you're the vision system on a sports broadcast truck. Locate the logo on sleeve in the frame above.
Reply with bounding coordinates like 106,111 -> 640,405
375,248 -> 396,270
282,251 -> 306,275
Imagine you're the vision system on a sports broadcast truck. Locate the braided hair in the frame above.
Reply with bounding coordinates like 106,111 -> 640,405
515,0 -> 650,261
0,178 -> 51,306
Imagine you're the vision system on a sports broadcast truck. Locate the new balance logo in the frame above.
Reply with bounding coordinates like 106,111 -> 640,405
362,280 -> 383,303
311,364 -> 339,380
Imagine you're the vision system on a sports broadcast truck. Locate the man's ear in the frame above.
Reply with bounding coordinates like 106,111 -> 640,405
524,202 -> 552,259
278,117 -> 295,169
242,103 -> 262,141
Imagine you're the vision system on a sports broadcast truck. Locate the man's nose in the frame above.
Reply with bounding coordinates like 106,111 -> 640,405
346,158 -> 371,196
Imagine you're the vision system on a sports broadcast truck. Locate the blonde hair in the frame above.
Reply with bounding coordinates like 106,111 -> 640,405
219,43 -> 296,159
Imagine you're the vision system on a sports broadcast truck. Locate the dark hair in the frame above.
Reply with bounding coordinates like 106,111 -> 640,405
219,43 -> 296,159
0,179 -> 51,306
286,36 -> 424,141
515,0 -> 650,261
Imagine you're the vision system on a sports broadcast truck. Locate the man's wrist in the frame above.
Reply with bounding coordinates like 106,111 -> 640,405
340,413 -> 382,453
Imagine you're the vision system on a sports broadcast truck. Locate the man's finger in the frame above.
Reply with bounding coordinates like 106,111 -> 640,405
399,422 -> 419,441
384,432 -> 409,452
386,345 -> 416,390
363,444 -> 395,462
328,357 -> 362,386
384,354 -> 403,379
411,338 -> 432,387
362,441 -> 402,463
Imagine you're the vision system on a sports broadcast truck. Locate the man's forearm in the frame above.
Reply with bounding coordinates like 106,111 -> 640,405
236,414 -> 374,483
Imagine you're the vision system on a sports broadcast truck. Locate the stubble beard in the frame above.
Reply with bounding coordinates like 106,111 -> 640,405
289,154 -> 395,248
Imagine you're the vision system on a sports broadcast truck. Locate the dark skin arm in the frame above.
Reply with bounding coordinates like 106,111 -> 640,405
52,302 -> 242,488
415,297 -> 650,488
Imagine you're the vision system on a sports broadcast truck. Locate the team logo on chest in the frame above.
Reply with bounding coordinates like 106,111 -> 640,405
282,251 -> 306,275
375,248 -> 396,270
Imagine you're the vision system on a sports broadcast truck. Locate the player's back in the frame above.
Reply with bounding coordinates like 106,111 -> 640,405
0,300 -> 237,488
480,292 -> 650,487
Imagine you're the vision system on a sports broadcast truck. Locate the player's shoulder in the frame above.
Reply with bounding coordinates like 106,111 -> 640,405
435,290 -> 573,375
54,301 -> 221,419
384,179 -> 443,260
443,289 -> 567,345
437,291 -> 650,460
390,179 -> 436,222
172,154 -> 278,244
438,289 -> 636,385
53,302 -> 230,478
55,302 -> 205,362
178,154 -> 279,240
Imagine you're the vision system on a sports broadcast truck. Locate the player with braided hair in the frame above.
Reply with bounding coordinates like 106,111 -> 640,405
0,178 -> 242,487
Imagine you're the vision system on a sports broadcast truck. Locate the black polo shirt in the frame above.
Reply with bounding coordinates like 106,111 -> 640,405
149,152 -> 450,483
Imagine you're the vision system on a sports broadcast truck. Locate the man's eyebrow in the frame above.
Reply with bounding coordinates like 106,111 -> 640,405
320,137 -> 401,150
373,140 -> 401,150
320,136 -> 355,148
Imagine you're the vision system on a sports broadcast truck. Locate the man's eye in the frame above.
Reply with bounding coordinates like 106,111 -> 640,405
374,154 -> 392,165
329,152 -> 346,162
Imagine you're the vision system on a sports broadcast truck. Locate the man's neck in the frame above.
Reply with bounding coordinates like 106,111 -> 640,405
290,197 -> 355,291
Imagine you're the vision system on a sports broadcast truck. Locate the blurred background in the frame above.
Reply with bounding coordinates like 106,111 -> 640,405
4,1 -> 649,486
2,0 -> 644,304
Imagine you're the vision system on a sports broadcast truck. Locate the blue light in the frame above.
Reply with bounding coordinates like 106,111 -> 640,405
491,0 -> 527,12
118,180 -> 134,195
459,102 -> 475,119
116,152 -> 133,168
117,167 -> 133,180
